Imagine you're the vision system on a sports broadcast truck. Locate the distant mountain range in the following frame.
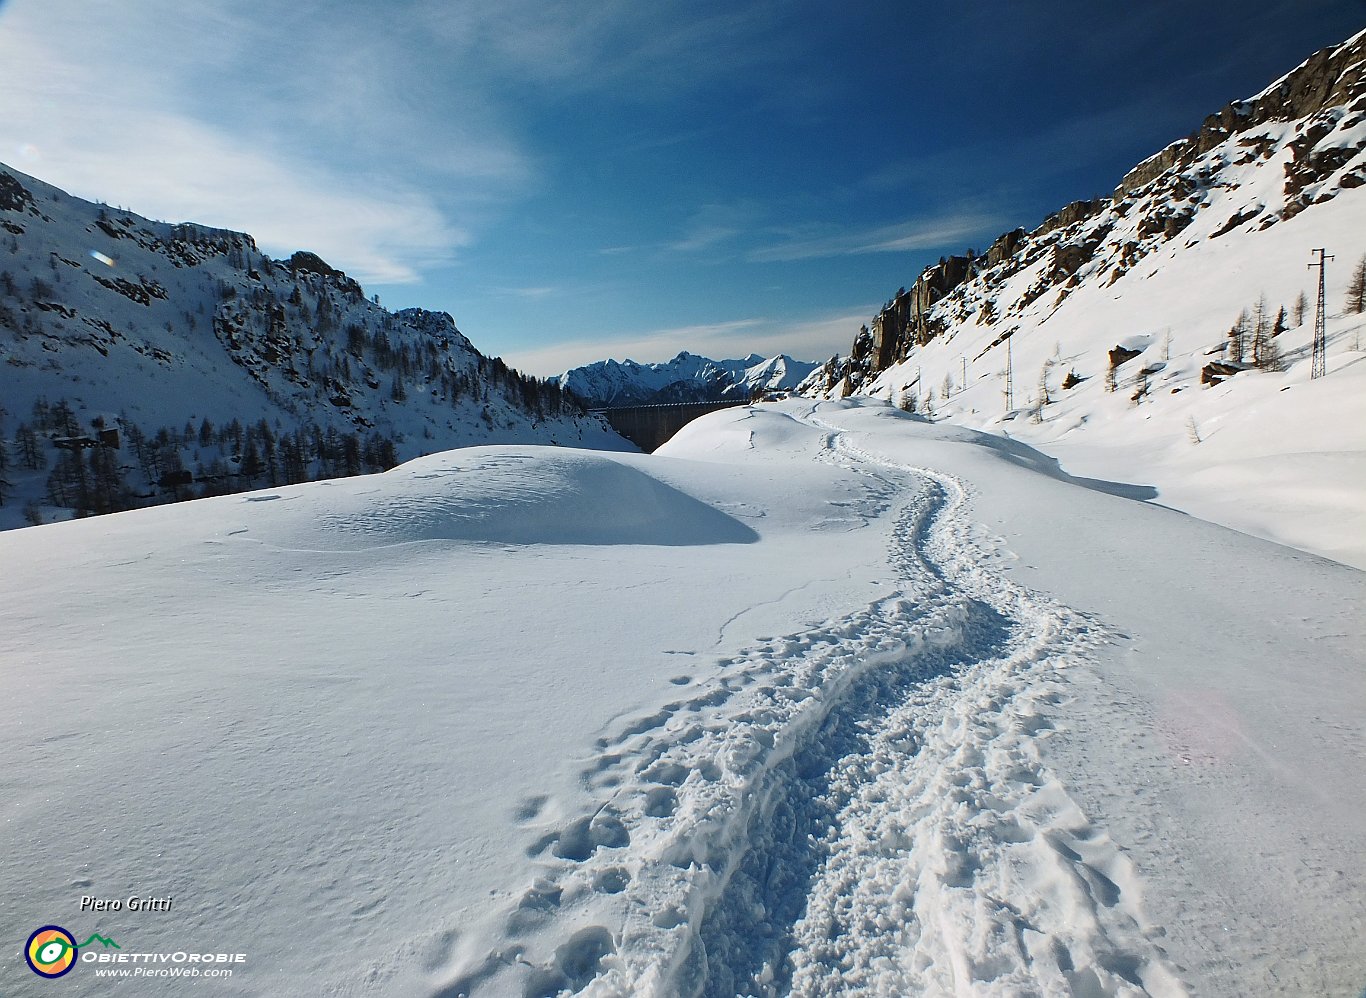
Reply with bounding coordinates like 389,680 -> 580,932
554,351 -> 818,407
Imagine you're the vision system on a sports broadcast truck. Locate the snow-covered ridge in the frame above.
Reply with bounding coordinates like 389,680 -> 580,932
0,163 -> 629,527
554,350 -> 818,406
799,29 -> 1366,569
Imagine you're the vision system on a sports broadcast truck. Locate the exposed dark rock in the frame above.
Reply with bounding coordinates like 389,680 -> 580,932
1108,345 -> 1143,368
1201,361 -> 1243,385
1034,199 -> 1106,238
286,250 -> 341,278
0,171 -> 36,214
1209,206 -> 1264,239
986,229 -> 1026,267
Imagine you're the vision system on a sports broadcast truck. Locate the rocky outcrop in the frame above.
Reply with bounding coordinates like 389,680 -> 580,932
986,229 -> 1026,267
864,256 -> 974,372
1034,199 -> 1106,238
0,172 -> 37,214
1116,29 -> 1366,199
285,250 -> 363,298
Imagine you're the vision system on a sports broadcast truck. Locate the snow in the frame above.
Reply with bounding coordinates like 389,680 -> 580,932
554,352 -> 818,406
4,398 -> 1362,996
832,111 -> 1366,570
0,162 -> 630,529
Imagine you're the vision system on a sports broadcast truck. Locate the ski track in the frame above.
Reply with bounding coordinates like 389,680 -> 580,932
434,413 -> 1188,998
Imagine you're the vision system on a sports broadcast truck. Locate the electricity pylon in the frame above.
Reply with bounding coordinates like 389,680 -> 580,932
1309,248 -> 1334,379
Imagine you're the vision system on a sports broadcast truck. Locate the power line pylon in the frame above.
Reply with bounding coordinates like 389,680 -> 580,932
1309,248 -> 1334,379
1004,336 -> 1015,411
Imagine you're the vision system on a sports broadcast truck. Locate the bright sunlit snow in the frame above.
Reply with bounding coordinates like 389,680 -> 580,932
4,399 -> 1362,996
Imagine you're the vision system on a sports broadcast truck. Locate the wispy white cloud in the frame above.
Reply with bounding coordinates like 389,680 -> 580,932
0,0 -> 531,284
489,286 -> 560,300
413,0 -> 801,99
667,225 -> 743,254
748,213 -> 1004,263
665,202 -> 766,255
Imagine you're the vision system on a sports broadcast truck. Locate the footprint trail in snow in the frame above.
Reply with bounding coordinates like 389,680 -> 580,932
437,416 -> 1187,998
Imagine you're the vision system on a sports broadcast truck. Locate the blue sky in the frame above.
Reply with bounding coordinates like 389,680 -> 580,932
1,1 -> 1363,374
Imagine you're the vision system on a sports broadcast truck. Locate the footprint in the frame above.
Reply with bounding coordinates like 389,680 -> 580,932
620,709 -> 674,739
1044,833 -> 1083,864
639,761 -> 690,786
420,928 -> 461,973
513,795 -> 548,823
506,879 -> 563,934
1079,864 -> 1122,908
592,868 -> 631,894
652,905 -> 687,929
552,811 -> 631,861
533,926 -> 615,996
643,786 -> 677,818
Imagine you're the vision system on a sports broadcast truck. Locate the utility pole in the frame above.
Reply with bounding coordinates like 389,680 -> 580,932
1005,336 -> 1015,411
1309,248 -> 1334,379
960,356 -> 967,394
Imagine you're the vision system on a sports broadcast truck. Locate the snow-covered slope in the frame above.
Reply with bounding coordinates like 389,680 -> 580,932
4,399 -> 1362,996
555,351 -> 818,406
801,29 -> 1366,568
0,164 -> 629,527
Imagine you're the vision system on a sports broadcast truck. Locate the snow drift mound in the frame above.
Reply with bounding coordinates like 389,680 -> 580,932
242,447 -> 760,549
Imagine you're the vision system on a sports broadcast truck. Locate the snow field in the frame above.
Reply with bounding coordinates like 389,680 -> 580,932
438,410 -> 1184,996
4,398 -> 1361,997
801,398 -> 1366,997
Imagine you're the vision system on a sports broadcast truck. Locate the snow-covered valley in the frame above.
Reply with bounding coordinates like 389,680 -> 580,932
4,399 -> 1362,997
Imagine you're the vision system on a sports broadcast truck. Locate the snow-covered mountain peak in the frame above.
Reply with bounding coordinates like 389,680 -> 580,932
554,351 -> 818,406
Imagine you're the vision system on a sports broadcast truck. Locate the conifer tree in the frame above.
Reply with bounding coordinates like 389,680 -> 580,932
14,422 -> 44,470
0,420 -> 9,507
1229,309 -> 1249,363
1251,295 -> 1271,368
1348,254 -> 1366,314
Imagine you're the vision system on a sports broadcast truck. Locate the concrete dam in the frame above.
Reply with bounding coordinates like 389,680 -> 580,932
593,399 -> 750,452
